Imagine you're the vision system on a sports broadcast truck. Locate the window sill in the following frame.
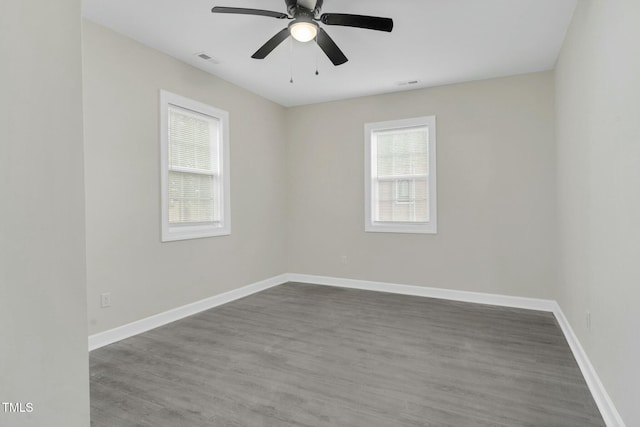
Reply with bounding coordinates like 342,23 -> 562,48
365,222 -> 437,234
161,224 -> 231,242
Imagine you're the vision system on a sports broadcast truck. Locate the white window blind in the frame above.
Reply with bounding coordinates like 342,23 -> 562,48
365,116 -> 437,234
374,126 -> 429,222
160,90 -> 230,241
168,106 -> 220,224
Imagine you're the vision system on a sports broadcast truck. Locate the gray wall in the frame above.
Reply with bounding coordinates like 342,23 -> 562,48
555,0 -> 640,423
286,72 -> 557,299
0,1 -> 90,426
83,21 -> 288,335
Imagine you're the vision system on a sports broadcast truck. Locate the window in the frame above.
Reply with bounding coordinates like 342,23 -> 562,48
160,90 -> 230,241
364,116 -> 437,234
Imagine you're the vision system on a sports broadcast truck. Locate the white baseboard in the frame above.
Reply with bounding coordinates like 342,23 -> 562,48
287,273 -> 557,312
552,303 -> 626,427
88,274 -> 288,351
88,272 -> 624,426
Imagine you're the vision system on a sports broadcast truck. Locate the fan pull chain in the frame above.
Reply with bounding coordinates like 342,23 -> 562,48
315,35 -> 319,76
290,38 -> 294,83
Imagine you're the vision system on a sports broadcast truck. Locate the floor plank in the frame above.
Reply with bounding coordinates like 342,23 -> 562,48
90,282 -> 604,426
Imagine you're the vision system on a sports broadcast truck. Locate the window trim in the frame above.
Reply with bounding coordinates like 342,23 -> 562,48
160,90 -> 230,242
364,116 -> 437,234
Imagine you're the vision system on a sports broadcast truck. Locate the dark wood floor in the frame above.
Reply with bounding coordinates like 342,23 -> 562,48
90,282 -> 604,426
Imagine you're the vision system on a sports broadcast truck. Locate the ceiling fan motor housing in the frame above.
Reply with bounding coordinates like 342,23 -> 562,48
286,0 -> 324,17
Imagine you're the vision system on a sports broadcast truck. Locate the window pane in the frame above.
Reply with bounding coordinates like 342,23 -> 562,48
168,171 -> 217,224
376,178 -> 429,222
168,106 -> 218,173
376,127 -> 428,177
374,126 -> 429,223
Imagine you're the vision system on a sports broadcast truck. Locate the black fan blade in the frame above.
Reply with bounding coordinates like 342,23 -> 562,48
316,28 -> 348,66
252,28 -> 290,59
211,7 -> 288,19
320,13 -> 393,32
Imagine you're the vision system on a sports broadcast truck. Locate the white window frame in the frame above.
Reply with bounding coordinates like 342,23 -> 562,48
364,116 -> 437,234
160,90 -> 230,242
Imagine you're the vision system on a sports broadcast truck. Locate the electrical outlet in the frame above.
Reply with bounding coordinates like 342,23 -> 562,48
586,311 -> 591,330
341,255 -> 348,265
100,292 -> 111,308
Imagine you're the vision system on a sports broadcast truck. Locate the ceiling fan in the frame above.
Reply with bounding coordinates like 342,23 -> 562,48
211,0 -> 393,66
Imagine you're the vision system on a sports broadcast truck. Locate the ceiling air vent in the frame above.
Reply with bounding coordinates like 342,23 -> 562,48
397,80 -> 419,87
194,52 -> 220,64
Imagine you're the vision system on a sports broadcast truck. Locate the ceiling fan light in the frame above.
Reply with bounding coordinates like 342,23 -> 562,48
290,21 -> 318,42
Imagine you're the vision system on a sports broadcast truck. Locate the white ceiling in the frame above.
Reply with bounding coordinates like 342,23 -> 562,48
82,0 -> 577,107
